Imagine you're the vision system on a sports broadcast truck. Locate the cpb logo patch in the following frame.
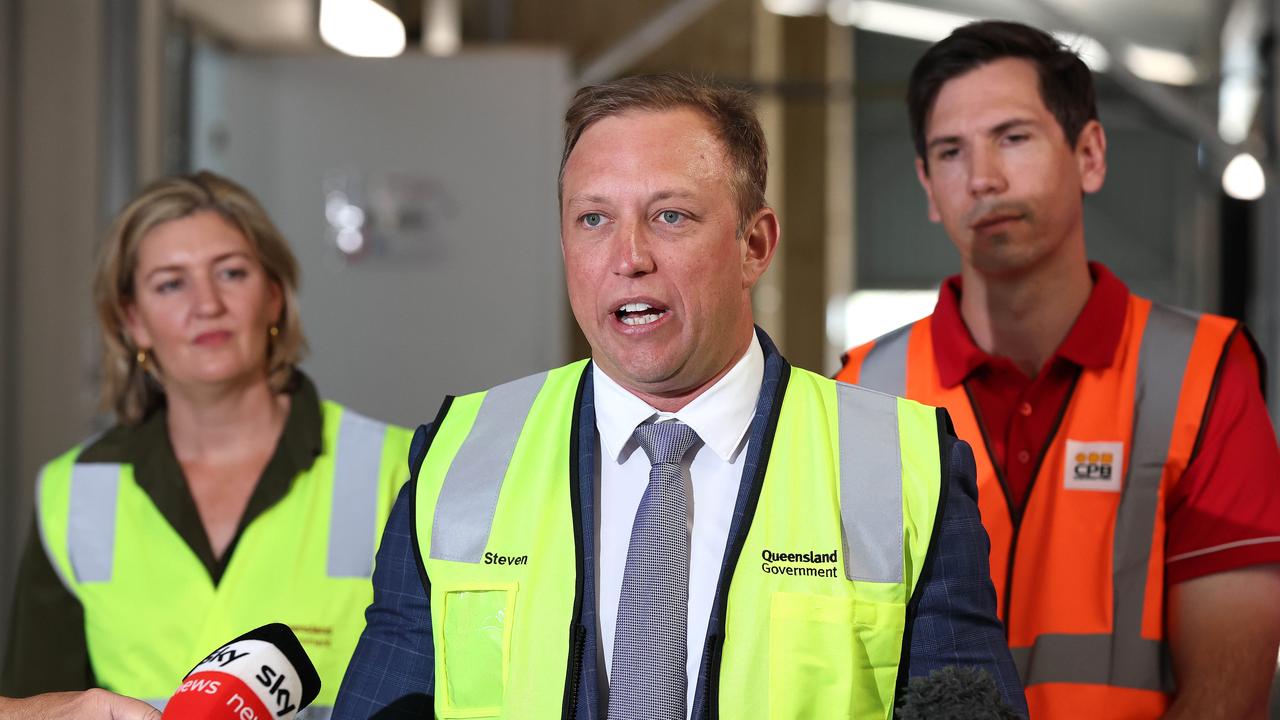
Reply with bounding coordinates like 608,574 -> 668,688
1063,440 -> 1124,492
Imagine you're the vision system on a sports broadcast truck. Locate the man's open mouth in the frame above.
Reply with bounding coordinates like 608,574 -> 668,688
614,302 -> 668,326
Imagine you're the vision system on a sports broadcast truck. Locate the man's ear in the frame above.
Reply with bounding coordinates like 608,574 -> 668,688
741,206 -> 780,290
1075,119 -> 1107,194
915,157 -> 942,223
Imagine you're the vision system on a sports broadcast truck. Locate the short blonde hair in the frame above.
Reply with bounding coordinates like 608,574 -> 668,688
94,171 -> 307,424
560,74 -> 768,235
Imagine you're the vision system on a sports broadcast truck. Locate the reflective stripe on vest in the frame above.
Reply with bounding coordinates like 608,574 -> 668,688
431,371 -> 549,563
329,410 -> 391,577
67,463 -> 122,583
61,412 -> 391,583
857,324 -> 910,396
1011,303 -> 1194,691
837,384 -> 903,582
431,373 -> 909,585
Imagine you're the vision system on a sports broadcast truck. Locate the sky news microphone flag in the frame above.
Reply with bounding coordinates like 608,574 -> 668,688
160,623 -> 321,720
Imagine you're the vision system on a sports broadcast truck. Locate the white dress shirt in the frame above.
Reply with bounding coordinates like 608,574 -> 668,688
594,333 -> 764,717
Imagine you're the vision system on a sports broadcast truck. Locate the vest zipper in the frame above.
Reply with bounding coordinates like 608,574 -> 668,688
563,624 -> 586,719
963,373 -> 1079,630
701,363 -> 789,720
561,369 -> 590,720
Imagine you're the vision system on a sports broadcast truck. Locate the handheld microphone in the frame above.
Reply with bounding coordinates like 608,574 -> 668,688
160,623 -> 321,720
895,665 -> 1023,720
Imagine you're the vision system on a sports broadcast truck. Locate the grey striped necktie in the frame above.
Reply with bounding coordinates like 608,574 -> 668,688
608,419 -> 700,720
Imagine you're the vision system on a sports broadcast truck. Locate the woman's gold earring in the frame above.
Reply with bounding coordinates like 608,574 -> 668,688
269,325 -> 279,338
136,349 -> 148,366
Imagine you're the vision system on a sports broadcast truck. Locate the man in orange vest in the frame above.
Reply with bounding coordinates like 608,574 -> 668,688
837,19 -> 1280,719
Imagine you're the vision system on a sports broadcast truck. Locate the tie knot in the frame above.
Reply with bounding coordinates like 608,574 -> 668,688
632,420 -> 700,467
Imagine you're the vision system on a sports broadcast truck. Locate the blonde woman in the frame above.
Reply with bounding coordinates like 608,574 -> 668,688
2,171 -> 412,715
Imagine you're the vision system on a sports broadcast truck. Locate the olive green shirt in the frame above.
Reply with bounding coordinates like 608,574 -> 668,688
1,374 -> 324,694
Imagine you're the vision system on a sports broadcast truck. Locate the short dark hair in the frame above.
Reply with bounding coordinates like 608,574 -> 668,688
560,73 -> 767,235
908,20 -> 1098,169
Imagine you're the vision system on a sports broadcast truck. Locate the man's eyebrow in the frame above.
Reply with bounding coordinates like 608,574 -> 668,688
926,118 -> 1038,152
990,118 -> 1036,135
565,193 -> 611,206
650,189 -> 699,202
565,189 -> 700,206
926,135 -> 961,152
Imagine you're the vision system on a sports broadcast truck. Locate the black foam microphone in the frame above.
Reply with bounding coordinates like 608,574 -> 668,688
896,665 -> 1023,720
160,623 -> 321,720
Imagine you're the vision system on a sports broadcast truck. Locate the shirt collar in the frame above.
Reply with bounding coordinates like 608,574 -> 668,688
930,261 -> 1131,387
593,332 -> 764,464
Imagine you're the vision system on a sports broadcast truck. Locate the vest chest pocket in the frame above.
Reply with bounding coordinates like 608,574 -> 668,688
440,583 -> 518,718
768,591 -> 904,720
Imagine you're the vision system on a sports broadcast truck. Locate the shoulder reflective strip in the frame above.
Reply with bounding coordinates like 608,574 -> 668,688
858,324 -> 910,396
1010,634 -> 1168,690
836,383 -> 904,583
299,706 -> 332,719
431,371 -> 549,563
34,466 -> 75,593
67,463 -> 123,583
1112,302 -> 1196,690
143,699 -> 166,711
327,409 -> 390,578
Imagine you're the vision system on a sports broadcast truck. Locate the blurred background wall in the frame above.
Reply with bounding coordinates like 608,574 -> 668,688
1,0 -> 1277,704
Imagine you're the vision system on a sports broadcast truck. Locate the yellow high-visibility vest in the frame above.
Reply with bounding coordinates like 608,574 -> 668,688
415,360 -> 944,719
38,401 -> 413,715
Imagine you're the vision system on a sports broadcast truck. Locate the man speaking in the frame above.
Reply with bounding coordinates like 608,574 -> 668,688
332,74 -> 1025,719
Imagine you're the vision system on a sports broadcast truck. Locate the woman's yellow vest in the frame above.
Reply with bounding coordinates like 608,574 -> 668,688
36,401 -> 412,715
414,361 -> 946,719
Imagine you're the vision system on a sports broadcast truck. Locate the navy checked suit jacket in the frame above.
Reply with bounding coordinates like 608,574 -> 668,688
332,332 -> 1028,719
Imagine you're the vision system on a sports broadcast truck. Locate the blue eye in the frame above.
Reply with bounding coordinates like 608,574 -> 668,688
583,213 -> 604,228
219,266 -> 249,281
155,278 -> 183,294
659,210 -> 683,224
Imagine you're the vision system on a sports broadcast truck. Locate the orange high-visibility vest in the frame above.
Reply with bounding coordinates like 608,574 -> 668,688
837,295 -> 1240,719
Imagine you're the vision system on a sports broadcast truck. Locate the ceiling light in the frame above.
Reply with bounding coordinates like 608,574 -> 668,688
1222,153 -> 1265,201
424,0 -> 462,56
319,0 -> 406,58
1124,44 -> 1198,86
764,0 -> 826,16
827,0 -> 974,43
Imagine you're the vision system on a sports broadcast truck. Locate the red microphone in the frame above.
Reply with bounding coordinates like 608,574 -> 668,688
161,623 -> 321,720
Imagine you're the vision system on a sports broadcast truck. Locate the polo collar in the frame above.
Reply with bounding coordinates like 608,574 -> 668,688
930,261 -> 1131,387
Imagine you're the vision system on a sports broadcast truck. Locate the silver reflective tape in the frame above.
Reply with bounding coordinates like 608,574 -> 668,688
1011,634 -> 1170,691
431,371 -> 549,563
67,463 -> 122,583
328,409 -> 389,578
857,324 -> 910,396
836,383 -> 904,583
143,699 -> 166,711
299,705 -> 333,719
1112,303 -> 1196,675
35,466 -> 74,593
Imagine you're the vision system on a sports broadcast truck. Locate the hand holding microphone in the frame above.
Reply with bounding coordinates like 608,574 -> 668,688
161,623 -> 321,720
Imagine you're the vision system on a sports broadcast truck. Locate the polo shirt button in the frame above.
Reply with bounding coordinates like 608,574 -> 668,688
1019,402 -> 1033,416
1017,450 -> 1031,463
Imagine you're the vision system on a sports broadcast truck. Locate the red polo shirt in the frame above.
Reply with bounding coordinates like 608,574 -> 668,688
932,262 -> 1280,584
